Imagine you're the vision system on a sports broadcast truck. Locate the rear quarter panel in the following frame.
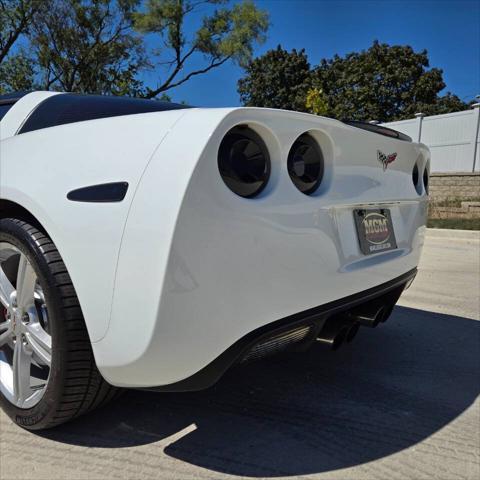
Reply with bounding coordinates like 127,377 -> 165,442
0,109 -> 189,341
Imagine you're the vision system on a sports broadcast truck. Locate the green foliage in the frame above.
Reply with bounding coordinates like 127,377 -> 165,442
415,92 -> 470,117
0,0 -> 147,95
238,46 -> 312,112
30,0 -> 147,95
239,41 -> 470,121
0,1 -> 41,63
0,0 -> 268,98
0,0 -> 42,92
305,87 -> 328,116
135,0 -> 269,98
315,41 -> 469,121
0,51 -> 35,94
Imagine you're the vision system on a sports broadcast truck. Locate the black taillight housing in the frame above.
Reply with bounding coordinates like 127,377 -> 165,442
412,163 -> 420,194
423,167 -> 429,194
218,126 -> 270,198
288,134 -> 324,195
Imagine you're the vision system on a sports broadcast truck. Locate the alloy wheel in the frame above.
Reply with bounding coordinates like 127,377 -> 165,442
0,242 -> 51,409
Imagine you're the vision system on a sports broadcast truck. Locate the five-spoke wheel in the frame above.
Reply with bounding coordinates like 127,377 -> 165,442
0,218 -> 118,430
0,243 -> 52,408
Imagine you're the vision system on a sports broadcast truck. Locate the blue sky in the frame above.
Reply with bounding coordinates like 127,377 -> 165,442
146,0 -> 480,107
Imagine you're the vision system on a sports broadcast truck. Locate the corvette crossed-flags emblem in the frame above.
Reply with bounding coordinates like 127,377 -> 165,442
377,150 -> 397,171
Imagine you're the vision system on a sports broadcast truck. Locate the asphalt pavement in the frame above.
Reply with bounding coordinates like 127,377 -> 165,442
1,228 -> 479,480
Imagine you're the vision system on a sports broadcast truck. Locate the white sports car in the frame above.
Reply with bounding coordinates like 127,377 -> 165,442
0,91 -> 429,430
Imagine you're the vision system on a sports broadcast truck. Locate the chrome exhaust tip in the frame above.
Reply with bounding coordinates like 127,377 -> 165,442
316,320 -> 349,350
347,304 -> 388,328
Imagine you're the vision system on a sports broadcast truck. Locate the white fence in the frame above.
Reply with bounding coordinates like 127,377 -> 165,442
382,105 -> 480,173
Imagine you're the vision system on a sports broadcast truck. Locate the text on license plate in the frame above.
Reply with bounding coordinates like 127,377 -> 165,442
353,209 -> 398,255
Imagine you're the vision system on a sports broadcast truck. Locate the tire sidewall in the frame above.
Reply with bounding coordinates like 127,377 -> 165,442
0,219 -> 70,429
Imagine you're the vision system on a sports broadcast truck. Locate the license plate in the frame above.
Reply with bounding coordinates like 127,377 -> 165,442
353,209 -> 397,255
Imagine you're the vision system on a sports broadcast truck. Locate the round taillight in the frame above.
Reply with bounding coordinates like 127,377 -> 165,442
218,126 -> 270,198
423,167 -> 429,194
288,134 -> 324,195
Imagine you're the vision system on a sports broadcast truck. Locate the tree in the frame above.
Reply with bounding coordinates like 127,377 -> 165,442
305,87 -> 328,116
413,92 -> 470,117
0,0 -> 41,64
238,45 -> 313,112
0,0 -> 43,93
135,0 -> 269,98
28,0 -> 146,95
0,52 -> 35,93
238,41 -> 469,121
1,0 -> 270,98
314,41 -> 469,121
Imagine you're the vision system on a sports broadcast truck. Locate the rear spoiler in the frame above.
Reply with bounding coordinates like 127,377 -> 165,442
342,120 -> 412,142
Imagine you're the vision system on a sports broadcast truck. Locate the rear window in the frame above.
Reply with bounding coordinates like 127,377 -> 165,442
0,103 -> 14,121
19,94 -> 191,134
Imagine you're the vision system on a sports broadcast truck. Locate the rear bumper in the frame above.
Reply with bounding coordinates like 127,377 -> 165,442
95,200 -> 426,388
145,268 -> 417,392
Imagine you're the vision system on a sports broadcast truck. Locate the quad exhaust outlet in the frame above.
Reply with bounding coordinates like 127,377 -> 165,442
239,284 -> 408,362
316,300 -> 396,351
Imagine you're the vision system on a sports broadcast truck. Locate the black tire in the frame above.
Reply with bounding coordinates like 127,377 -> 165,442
0,218 -> 119,430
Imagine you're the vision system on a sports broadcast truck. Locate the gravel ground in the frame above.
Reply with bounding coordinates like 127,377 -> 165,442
1,228 -> 479,480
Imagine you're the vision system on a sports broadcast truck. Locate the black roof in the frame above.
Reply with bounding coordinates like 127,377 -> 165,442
0,92 -> 191,132
0,91 -> 31,105
18,93 -> 190,134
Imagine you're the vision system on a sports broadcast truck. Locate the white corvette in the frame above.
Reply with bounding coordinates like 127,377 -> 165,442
0,91 -> 429,429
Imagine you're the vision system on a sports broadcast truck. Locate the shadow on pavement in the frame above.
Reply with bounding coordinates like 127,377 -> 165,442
39,306 -> 480,477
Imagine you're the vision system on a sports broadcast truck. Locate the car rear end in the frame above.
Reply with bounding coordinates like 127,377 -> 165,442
96,107 -> 429,389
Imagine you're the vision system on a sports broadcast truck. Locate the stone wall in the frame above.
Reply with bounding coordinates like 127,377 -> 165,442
428,173 -> 480,219
429,173 -> 480,202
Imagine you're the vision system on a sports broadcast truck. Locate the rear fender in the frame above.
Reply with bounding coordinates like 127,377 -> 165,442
0,109 -> 188,341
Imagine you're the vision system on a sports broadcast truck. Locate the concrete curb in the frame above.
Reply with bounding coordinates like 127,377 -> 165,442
426,228 -> 480,240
